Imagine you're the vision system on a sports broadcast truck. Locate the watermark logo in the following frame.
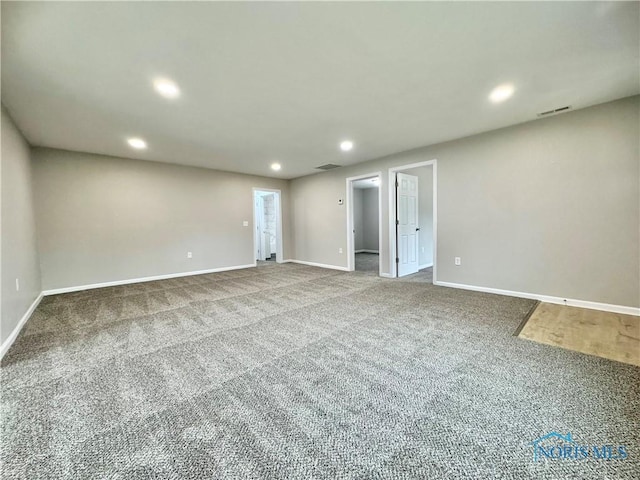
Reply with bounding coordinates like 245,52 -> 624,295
530,432 -> 628,461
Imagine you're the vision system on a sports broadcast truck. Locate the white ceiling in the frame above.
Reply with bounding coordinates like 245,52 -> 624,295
2,2 -> 638,179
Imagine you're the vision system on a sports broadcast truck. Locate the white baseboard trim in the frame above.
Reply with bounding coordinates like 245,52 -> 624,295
0,292 -> 44,361
419,263 -> 434,270
42,264 -> 257,296
355,249 -> 379,254
379,272 -> 394,278
434,280 -> 640,316
284,259 -> 349,272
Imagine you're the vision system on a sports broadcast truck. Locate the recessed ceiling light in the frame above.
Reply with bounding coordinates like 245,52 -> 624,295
153,78 -> 180,98
489,83 -> 515,103
127,138 -> 147,150
340,140 -> 354,152
270,163 -> 282,171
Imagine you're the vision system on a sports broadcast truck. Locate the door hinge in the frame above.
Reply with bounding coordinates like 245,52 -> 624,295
395,181 -> 399,188
396,219 -> 399,225
395,257 -> 399,263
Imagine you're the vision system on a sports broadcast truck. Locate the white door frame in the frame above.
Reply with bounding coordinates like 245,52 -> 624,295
346,172 -> 383,275
388,160 -> 437,279
252,188 -> 284,264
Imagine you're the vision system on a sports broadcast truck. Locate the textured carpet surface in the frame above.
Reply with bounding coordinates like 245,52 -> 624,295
355,252 -> 379,273
1,263 -> 638,479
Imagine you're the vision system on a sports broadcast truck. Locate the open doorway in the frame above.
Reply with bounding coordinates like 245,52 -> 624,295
253,188 -> 283,264
388,160 -> 436,281
346,172 -> 382,275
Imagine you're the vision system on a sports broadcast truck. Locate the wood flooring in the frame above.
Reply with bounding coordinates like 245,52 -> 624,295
519,302 -> 640,366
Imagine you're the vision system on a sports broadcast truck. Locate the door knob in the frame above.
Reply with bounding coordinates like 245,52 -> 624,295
416,227 -> 420,231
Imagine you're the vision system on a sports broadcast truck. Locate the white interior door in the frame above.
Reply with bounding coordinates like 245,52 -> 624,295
397,172 -> 419,277
253,189 -> 283,263
262,194 -> 274,258
262,220 -> 270,260
255,195 -> 264,260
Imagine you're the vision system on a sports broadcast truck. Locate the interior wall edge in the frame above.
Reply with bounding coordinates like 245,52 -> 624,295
1,106 -> 42,347
0,292 -> 43,361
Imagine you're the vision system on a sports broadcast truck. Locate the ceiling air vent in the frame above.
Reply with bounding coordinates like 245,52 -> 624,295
316,164 -> 341,170
537,105 -> 572,118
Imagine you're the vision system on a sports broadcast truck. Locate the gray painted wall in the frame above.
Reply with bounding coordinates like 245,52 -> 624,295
362,188 -> 379,251
290,96 -> 639,308
1,107 -> 42,346
32,148 -> 291,290
400,166 -> 433,267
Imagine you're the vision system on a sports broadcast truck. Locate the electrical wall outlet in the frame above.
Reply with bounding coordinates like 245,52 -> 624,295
187,252 -> 193,259
455,257 -> 461,266
242,220 -> 249,227
15,278 -> 19,291
339,248 -> 343,254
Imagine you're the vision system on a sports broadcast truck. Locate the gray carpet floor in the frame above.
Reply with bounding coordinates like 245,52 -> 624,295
355,253 -> 433,284
1,262 -> 638,479
355,252 -> 380,273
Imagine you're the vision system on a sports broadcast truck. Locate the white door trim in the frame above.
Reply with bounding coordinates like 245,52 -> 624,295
346,172 -> 383,276
388,160 -> 437,279
252,188 -> 284,263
